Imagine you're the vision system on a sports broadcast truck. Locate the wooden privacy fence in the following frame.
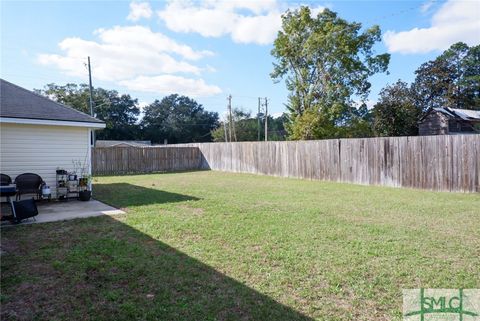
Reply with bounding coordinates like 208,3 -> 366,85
92,135 -> 479,192
92,146 -> 202,175
178,135 -> 479,192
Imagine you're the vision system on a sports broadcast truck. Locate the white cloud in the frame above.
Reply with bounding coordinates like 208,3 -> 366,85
384,0 -> 480,54
157,0 -> 325,45
95,25 -> 213,60
137,100 -> 149,110
38,25 -> 212,81
38,25 -> 221,97
127,1 -> 153,21
218,0 -> 279,14
420,0 -> 435,13
353,99 -> 376,110
230,11 -> 282,44
120,75 -> 222,97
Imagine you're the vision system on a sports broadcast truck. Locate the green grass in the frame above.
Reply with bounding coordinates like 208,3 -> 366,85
1,171 -> 479,321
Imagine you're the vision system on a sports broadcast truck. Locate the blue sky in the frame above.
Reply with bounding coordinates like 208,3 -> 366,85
1,0 -> 479,118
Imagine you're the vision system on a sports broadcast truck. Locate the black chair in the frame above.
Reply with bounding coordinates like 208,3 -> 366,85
0,183 -> 17,220
0,174 -> 12,186
12,198 -> 38,223
14,173 -> 44,201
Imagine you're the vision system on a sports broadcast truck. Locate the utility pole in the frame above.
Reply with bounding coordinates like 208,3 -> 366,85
87,56 -> 95,145
223,118 -> 228,142
264,97 -> 268,142
258,97 -> 261,141
227,95 -> 233,142
87,57 -> 94,117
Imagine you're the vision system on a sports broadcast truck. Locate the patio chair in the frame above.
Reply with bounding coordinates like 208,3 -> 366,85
12,198 -> 38,223
0,173 -> 12,186
14,173 -> 44,201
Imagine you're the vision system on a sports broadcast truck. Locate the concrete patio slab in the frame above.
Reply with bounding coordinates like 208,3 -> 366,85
1,199 -> 124,225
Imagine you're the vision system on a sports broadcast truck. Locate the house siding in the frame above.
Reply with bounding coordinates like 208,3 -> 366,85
448,119 -> 476,133
0,123 -> 91,198
419,112 -> 448,135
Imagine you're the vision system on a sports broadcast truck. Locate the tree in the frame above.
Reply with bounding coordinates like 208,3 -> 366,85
212,109 -> 288,142
36,83 -> 140,140
412,42 -> 480,110
35,83 -> 91,114
267,113 -> 288,141
271,7 -> 389,140
372,80 -> 421,137
211,108 -> 254,142
93,88 -> 140,140
141,94 -> 219,144
227,108 -> 258,142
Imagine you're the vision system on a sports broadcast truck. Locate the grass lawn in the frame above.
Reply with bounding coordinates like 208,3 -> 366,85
1,171 -> 479,320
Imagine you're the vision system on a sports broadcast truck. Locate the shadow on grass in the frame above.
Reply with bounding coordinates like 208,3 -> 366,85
1,215 -> 313,321
94,183 -> 200,208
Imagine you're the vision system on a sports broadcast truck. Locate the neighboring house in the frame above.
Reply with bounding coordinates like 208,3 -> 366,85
418,107 -> 480,135
0,79 -> 105,197
95,140 -> 152,148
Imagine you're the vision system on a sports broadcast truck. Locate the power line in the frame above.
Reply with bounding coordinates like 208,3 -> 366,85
1,48 -> 86,62
0,73 -> 87,82
231,94 -> 262,100
310,0 -> 440,35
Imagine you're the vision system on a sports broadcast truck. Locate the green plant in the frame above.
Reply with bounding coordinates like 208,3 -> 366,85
79,175 -> 92,188
72,158 -> 93,191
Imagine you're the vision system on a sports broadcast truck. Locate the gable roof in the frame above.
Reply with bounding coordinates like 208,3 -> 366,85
445,108 -> 480,121
0,79 -> 104,125
420,107 -> 480,122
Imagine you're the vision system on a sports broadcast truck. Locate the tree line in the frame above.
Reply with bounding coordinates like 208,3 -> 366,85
35,84 -> 286,143
271,7 -> 479,139
36,7 -> 479,143
35,85 -> 220,144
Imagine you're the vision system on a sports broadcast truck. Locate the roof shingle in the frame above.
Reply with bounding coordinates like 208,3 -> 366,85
0,79 -> 104,124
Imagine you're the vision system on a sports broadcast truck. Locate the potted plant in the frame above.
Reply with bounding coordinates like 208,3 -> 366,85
71,160 -> 82,181
79,189 -> 91,201
73,158 -> 92,201
78,172 -> 91,201
79,185 -> 91,202
79,176 -> 89,187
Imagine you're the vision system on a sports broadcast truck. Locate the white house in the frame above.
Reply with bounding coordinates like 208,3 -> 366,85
0,79 -> 105,197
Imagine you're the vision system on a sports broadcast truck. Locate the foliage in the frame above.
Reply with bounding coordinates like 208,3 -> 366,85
141,94 -> 219,144
211,108 -> 288,142
271,7 -> 389,139
267,113 -> 289,141
35,83 -> 91,113
412,42 -> 480,110
372,80 -> 422,136
36,83 -> 140,140
230,108 -> 258,142
93,88 -> 141,140
212,108 -> 255,142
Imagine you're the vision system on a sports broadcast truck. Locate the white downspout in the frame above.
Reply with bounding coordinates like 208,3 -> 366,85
88,128 -> 93,195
